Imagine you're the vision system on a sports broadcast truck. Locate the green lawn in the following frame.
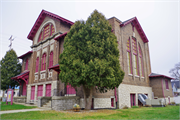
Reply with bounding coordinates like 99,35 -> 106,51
1,105 -> 179,119
1,102 -> 37,111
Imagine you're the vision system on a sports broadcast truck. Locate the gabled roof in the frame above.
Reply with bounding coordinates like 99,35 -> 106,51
149,73 -> 174,80
54,32 -> 67,41
18,51 -> 33,59
120,17 -> 149,43
27,10 -> 74,41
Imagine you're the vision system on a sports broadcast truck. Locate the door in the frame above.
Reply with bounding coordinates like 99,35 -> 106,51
130,94 -> 136,107
66,84 -> 76,95
46,84 -> 51,96
31,86 -> 35,100
22,82 -> 27,96
37,85 -> 43,99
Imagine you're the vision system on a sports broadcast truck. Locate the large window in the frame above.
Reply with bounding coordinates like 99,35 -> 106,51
25,59 -> 28,70
49,51 -> 53,67
127,38 -> 133,74
35,57 -> 39,72
41,53 -> 46,71
138,44 -> 144,77
132,38 -> 139,76
38,24 -> 55,43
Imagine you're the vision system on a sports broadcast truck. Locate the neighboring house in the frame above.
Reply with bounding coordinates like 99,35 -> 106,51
171,80 -> 180,104
11,9 -> 172,109
149,73 -> 174,104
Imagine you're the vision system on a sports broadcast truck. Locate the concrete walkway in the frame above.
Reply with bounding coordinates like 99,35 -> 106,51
0,108 -> 51,114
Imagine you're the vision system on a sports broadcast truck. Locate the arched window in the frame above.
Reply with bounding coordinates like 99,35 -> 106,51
41,53 -> 46,71
25,59 -> 28,70
35,57 -> 39,72
132,38 -> 139,76
49,51 -> 53,67
138,44 -> 144,77
127,38 -> 132,74
38,23 -> 55,43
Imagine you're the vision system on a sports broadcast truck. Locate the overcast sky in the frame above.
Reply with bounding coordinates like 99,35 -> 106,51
0,0 -> 179,77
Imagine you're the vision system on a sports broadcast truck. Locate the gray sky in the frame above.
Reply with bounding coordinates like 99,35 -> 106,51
0,0 -> 179,77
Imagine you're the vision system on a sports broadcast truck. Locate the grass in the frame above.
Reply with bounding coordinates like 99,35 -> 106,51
1,105 -> 179,119
0,102 -> 37,111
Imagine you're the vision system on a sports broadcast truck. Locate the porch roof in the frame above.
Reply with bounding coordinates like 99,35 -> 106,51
48,64 -> 60,73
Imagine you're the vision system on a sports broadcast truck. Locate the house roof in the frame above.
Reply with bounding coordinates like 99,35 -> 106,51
48,64 -> 60,73
120,17 -> 149,43
54,32 -> 67,41
149,73 -> 174,80
27,10 -> 74,41
18,51 -> 33,59
11,70 -> 30,84
171,80 -> 180,88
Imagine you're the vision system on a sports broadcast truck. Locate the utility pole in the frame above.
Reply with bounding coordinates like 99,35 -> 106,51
8,35 -> 15,50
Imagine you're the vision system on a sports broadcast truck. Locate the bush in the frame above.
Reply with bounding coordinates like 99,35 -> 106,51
171,102 -> 176,105
122,105 -> 128,109
132,106 -> 139,108
144,105 -> 152,107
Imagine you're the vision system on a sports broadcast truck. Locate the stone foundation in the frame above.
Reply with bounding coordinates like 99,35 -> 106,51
13,96 -> 26,103
52,96 -> 80,110
118,84 -> 152,109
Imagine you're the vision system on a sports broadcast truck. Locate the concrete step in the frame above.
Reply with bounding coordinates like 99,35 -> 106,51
42,100 -> 51,108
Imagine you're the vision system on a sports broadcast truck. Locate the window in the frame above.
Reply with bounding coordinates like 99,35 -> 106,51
127,38 -> 133,74
165,80 -> 169,89
35,57 -> 39,72
132,38 -> 139,76
49,51 -> 53,67
138,44 -> 144,77
38,24 -> 55,43
25,59 -> 28,70
41,53 -> 46,71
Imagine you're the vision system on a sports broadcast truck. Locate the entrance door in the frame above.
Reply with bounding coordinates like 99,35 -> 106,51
31,86 -> 35,100
66,84 -> 76,95
22,82 -> 27,96
130,94 -> 136,107
46,84 -> 51,96
37,85 -> 43,99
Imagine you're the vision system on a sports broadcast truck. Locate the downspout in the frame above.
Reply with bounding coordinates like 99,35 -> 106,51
115,87 -> 117,109
161,79 -> 166,104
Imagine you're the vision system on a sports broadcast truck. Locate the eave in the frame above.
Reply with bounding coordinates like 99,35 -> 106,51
120,17 -> 149,43
149,75 -> 174,80
54,32 -> 67,41
18,51 -> 33,59
27,10 -> 74,41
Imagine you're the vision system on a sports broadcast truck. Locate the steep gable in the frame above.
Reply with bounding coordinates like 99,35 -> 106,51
120,17 -> 148,43
27,10 -> 74,41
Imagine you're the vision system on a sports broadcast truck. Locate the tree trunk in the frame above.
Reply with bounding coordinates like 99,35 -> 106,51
86,86 -> 93,110
82,85 -> 87,109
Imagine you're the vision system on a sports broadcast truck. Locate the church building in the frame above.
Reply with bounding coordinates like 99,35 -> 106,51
12,10 -> 174,109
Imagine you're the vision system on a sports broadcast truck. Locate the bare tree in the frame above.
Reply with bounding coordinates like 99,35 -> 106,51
169,62 -> 180,81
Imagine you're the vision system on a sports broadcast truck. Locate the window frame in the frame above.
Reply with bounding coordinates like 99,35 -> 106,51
49,51 -> 53,67
165,79 -> 169,89
127,38 -> 133,74
35,57 -> 39,72
41,53 -> 46,71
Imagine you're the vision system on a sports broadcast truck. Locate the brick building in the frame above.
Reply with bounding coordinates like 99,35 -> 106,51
12,10 -> 174,109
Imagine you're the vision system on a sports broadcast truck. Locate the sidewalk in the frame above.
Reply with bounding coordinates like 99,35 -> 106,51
0,108 -> 51,114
